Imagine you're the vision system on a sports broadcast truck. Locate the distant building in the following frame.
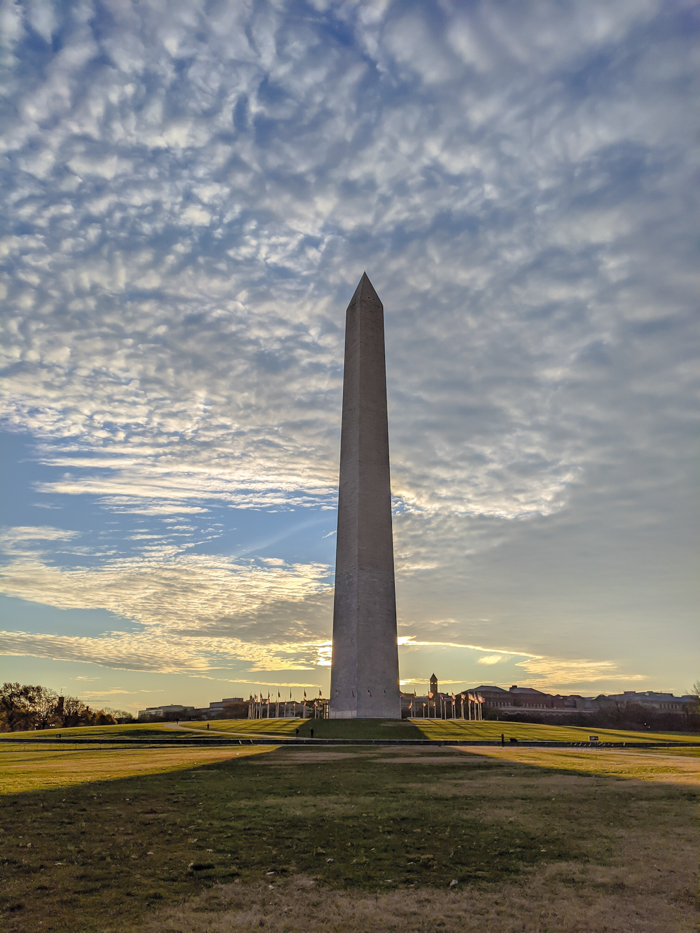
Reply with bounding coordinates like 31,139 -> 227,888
138,698 -> 249,721
475,685 -> 572,714
596,691 -> 696,714
476,685 -> 699,716
208,697 -> 243,712
402,683 -> 697,720
138,704 -> 194,720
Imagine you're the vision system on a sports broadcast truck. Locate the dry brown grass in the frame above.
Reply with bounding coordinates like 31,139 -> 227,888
139,854 -> 697,933
257,750 -> 360,763
135,745 -> 699,933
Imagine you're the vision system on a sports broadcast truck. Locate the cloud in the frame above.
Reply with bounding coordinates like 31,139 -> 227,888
0,548 -> 331,634
0,528 -> 334,672
1,0 -> 693,524
394,635 -> 645,692
515,656 -> 646,687
0,1 -> 696,691
0,525 -> 78,546
0,627 -> 333,675
0,525 -> 80,558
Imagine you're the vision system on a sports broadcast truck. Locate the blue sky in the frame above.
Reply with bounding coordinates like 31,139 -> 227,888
0,0 -> 698,714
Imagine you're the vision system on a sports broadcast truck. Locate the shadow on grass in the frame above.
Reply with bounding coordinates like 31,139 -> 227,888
2,744 -> 696,933
295,718 -> 425,739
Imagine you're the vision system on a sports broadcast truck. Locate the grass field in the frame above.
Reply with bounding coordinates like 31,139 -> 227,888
2,717 -> 695,744
460,745 -> 700,785
0,743 -> 275,794
1,742 -> 697,932
184,718 -> 305,736
0,723 -> 193,742
412,719 -> 696,744
189,716 -> 699,743
188,718 -> 424,739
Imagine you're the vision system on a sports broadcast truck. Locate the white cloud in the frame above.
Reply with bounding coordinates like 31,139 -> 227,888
0,627 -> 334,675
0,524 -> 335,672
0,549 -> 331,634
0,525 -> 80,556
515,656 -> 646,688
26,0 -> 57,44
0,1 -> 696,691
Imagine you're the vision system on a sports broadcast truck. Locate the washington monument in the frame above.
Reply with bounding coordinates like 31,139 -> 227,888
329,273 -> 401,719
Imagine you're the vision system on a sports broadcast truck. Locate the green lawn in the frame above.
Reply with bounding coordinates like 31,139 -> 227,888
185,718 -> 419,739
0,743 -> 275,794
1,743 -> 697,933
296,718 -> 425,739
460,744 -> 700,784
186,718 -> 305,736
412,719 -> 696,744
1,717 -> 695,746
0,723 -> 183,742
191,717 -> 697,743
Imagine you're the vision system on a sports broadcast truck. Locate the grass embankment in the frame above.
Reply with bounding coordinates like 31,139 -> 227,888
186,719 -> 423,740
412,719 -> 695,744
2,717 -> 694,745
1,743 -> 698,932
188,718 -> 422,740
186,718 -> 305,736
192,717 -> 697,743
0,723 -> 191,742
297,718 -> 424,739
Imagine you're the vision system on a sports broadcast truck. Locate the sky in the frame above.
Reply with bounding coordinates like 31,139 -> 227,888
0,0 -> 698,715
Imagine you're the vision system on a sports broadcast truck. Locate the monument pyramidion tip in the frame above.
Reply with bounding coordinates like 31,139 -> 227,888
349,271 -> 383,307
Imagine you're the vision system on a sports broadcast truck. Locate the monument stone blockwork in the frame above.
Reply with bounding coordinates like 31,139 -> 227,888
329,273 -> 401,719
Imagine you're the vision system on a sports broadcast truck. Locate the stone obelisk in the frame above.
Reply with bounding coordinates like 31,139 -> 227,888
329,273 -> 401,719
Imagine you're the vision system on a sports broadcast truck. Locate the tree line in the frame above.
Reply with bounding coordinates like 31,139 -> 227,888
0,683 -> 134,732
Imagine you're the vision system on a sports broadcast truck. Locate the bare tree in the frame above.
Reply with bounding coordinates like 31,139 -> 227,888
28,685 -> 60,730
0,683 -> 34,731
103,707 -> 134,722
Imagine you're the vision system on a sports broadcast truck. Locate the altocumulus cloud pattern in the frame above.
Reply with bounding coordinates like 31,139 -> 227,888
0,1 -> 698,692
